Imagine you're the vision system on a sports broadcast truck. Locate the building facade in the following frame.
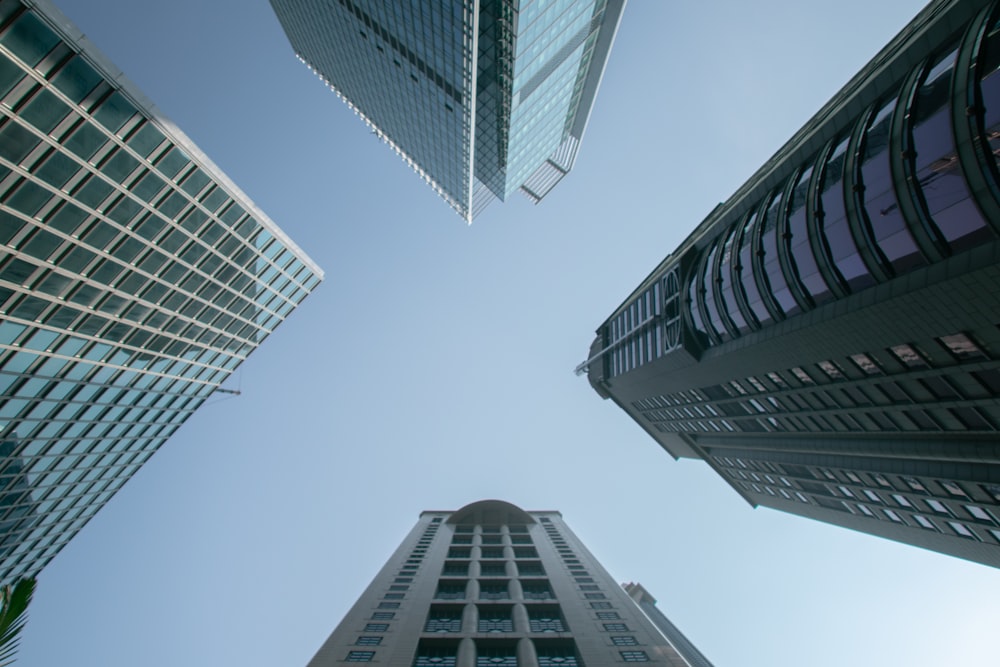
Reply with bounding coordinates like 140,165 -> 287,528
306,500 -> 711,666
0,0 -> 322,583
583,0 -> 1000,568
269,0 -> 626,221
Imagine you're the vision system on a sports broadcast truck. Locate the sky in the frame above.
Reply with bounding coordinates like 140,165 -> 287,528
16,1 -> 1000,666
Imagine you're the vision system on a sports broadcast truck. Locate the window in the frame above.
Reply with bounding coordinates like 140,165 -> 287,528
480,563 -> 507,577
596,612 -> 621,620
365,624 -> 389,632
941,481 -> 968,498
435,583 -> 466,600
442,562 -> 468,576
522,582 -> 554,600
517,562 -> 544,576
425,608 -> 462,633
536,642 -> 579,667
448,548 -> 470,559
948,521 -> 976,539
528,608 -> 565,633
850,353 -> 883,375
914,515 -> 937,530
356,637 -> 382,646
371,612 -> 395,620
346,651 -> 375,662
414,643 -> 457,667
579,584 -> 600,591
378,602 -> 400,609
620,650 -> 649,662
475,645 -> 516,667
818,360 -> 845,380
383,593 -> 404,600
925,498 -> 951,515
612,636 -> 639,646
937,333 -> 986,360
590,601 -> 612,609
584,593 -> 606,600
481,548 -> 505,559
889,344 -> 929,369
479,582 -> 510,600
883,509 -> 904,523
478,608 -> 513,633
603,623 -> 629,632
964,505 -> 996,523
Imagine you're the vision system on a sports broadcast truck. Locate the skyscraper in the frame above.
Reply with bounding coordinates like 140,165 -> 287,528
269,0 -> 626,221
306,500 -> 712,666
583,0 -> 1000,568
0,0 -> 322,583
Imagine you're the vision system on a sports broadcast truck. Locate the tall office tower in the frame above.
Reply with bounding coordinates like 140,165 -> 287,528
582,0 -> 1000,568
269,0 -> 626,221
0,0 -> 322,583
307,500 -> 711,666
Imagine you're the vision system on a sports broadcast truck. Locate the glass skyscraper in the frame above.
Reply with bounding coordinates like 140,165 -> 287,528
583,0 -> 1000,568
306,500 -> 712,666
269,0 -> 626,221
0,0 -> 322,583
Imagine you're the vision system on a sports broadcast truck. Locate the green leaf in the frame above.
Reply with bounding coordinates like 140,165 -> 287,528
0,578 -> 36,667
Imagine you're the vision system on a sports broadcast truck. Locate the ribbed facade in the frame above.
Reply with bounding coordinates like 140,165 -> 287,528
306,500 -> 709,666
269,0 -> 626,221
0,0 -> 322,583
585,0 -> 1000,568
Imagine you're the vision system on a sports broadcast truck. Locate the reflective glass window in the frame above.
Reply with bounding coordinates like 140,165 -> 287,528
784,164 -> 832,304
911,48 -> 989,251
819,137 -> 873,290
701,240 -> 727,340
860,98 -> 924,273
717,222 -> 748,333
980,18 -> 1000,187
50,55 -> 102,104
760,190 -> 797,316
737,208 -> 771,326
0,12 -> 59,67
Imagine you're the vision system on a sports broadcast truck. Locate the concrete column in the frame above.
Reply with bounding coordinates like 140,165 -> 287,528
512,602 -> 530,634
516,637 -> 539,667
465,578 -> 479,602
456,637 -> 476,667
508,578 -> 524,602
462,602 -> 479,635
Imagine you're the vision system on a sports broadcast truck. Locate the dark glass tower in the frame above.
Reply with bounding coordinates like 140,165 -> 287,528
583,0 -> 1000,568
306,500 -> 712,666
0,0 -> 322,583
269,0 -> 626,221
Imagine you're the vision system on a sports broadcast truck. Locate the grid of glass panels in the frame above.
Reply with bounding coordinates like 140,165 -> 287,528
0,0 -> 321,583
270,0 -> 477,218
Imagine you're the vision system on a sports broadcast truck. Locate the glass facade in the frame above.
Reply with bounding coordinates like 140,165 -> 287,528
0,0 -> 321,583
586,0 -> 1000,568
671,5 -> 1000,348
269,0 -> 625,221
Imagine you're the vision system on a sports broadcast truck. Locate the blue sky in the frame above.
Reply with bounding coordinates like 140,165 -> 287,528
17,1 -> 1000,666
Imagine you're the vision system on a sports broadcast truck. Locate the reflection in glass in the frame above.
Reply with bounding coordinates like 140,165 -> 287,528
911,48 -> 990,251
861,98 -> 923,273
717,224 -> 749,334
737,209 -> 771,327
760,190 -> 798,316
785,165 -> 833,304
819,137 -> 874,290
